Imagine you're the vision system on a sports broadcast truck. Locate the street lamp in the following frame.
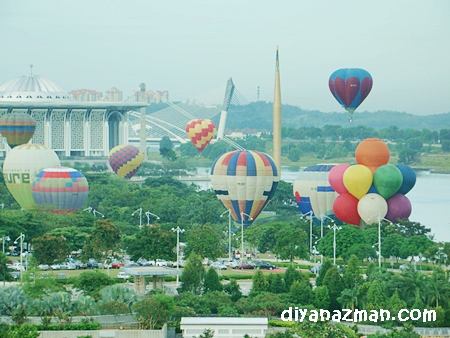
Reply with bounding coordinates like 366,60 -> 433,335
83,207 -> 105,218
145,211 -> 160,226
320,215 -> 335,262
220,209 -> 232,260
328,223 -> 342,265
0,203 -> 4,212
171,226 -> 185,287
132,208 -> 143,229
300,211 -> 314,259
240,211 -> 253,261
13,233 -> 25,282
1,236 -> 10,253
368,213 -> 393,270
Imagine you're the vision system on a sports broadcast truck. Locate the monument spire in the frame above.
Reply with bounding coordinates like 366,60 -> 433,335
272,46 -> 282,173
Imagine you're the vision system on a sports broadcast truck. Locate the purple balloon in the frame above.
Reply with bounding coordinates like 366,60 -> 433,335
385,194 -> 412,222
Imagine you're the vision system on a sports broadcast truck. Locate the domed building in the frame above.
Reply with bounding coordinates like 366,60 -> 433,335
0,73 -> 146,159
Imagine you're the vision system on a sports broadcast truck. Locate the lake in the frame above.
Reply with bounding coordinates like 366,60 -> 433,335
192,167 -> 450,243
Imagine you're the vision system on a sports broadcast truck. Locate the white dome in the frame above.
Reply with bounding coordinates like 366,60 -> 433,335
0,74 -> 74,101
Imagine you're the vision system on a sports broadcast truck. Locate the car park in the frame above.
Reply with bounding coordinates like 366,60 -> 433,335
252,261 -> 276,270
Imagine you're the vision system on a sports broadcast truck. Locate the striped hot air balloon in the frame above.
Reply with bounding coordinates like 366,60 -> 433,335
186,119 -> 216,152
210,150 -> 279,227
0,113 -> 36,148
31,167 -> 89,214
108,144 -> 143,179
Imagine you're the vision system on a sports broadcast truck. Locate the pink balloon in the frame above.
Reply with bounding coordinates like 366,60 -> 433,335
329,163 -> 350,194
333,193 -> 360,226
385,194 -> 412,222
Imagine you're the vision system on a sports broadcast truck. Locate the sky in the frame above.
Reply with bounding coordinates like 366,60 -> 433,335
1,0 -> 449,116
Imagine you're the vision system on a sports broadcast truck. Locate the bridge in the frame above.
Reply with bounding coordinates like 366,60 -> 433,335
125,78 -> 271,150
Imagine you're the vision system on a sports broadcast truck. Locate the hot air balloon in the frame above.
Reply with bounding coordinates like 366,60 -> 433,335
186,119 -> 216,152
329,68 -> 373,121
293,164 -> 338,220
0,113 -> 37,148
210,150 -> 279,226
31,167 -> 89,214
109,144 -> 144,179
2,144 -> 61,209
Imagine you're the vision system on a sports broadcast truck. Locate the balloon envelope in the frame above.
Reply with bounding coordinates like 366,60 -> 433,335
385,194 -> 412,222
186,119 -> 216,152
109,144 -> 144,179
355,138 -> 390,174
0,113 -> 36,148
333,193 -> 360,226
210,150 -> 279,226
343,164 -> 373,200
328,163 -> 350,194
396,164 -> 416,195
373,164 -> 403,200
329,68 -> 373,115
293,164 -> 338,218
357,193 -> 388,225
3,144 -> 61,208
31,167 -> 89,213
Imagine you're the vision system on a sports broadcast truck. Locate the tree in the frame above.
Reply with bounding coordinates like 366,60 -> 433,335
203,268 -> 222,293
0,286 -> 34,325
317,225 -> 366,261
382,233 -> 404,262
313,285 -> 330,309
126,224 -> 176,262
284,265 -> 303,290
72,270 -> 115,298
343,255 -> 363,289
179,252 -> 204,295
398,235 -> 433,261
269,273 -> 286,294
315,259 -> 333,287
273,226 -> 308,263
98,284 -> 137,324
322,266 -> 345,311
289,280 -> 314,305
31,235 -> 71,265
223,279 -> 242,302
132,292 -> 176,329
184,225 -> 223,260
337,286 -> 360,318
365,280 -> 387,312
82,219 -> 122,263
250,269 -> 268,295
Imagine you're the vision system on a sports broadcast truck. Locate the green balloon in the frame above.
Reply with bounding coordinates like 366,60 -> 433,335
373,164 -> 403,200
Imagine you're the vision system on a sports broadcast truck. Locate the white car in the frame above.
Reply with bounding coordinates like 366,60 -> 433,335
50,264 -> 61,270
210,261 -> 227,270
38,264 -> 50,271
155,259 -> 168,267
117,272 -> 130,279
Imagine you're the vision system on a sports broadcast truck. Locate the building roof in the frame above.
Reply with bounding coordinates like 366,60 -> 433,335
120,266 -> 182,276
180,317 -> 268,325
0,74 -> 74,101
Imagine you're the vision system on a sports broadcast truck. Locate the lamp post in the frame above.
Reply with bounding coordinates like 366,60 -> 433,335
1,236 -> 10,253
13,233 -> 25,282
368,213 -> 393,270
220,209 -> 232,260
328,224 -> 342,265
320,215 -> 335,262
240,211 -> 253,261
83,207 -> 105,218
301,211 -> 314,259
132,208 -> 143,229
172,226 -> 185,287
0,203 -> 4,212
145,211 -> 160,226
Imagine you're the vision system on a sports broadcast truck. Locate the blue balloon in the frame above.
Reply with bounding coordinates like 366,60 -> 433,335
396,164 -> 416,195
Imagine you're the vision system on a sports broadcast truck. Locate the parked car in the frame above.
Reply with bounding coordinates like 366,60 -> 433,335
234,262 -> 254,270
252,261 -> 276,270
66,263 -> 76,270
125,263 -> 139,268
155,259 -> 168,267
111,261 -> 125,269
86,260 -> 99,269
57,273 -> 67,279
59,263 -> 69,270
210,261 -> 227,270
11,262 -> 25,271
11,272 -> 20,280
50,264 -> 61,270
38,264 -> 50,271
117,272 -> 130,280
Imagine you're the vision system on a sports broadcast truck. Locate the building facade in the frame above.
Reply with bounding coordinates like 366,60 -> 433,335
0,74 -> 146,159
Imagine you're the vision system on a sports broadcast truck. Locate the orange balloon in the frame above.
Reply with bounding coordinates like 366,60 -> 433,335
355,138 -> 390,174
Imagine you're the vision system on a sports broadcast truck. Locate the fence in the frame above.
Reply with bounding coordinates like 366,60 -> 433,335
38,324 -> 167,338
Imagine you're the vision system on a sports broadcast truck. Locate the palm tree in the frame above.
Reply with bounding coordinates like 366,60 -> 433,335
42,292 -> 75,327
400,268 -> 427,307
338,285 -> 360,319
425,270 -> 450,308
75,295 -> 98,317
0,286 -> 35,325
97,284 -> 137,326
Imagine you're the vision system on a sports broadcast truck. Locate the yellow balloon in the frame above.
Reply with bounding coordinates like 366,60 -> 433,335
343,164 -> 373,200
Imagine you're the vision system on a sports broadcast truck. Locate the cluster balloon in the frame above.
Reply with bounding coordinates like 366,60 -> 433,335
210,150 -> 279,226
109,144 -> 144,179
2,144 -> 61,209
185,119 -> 216,152
330,138 -> 415,226
293,164 -> 338,221
31,167 -> 89,214
329,68 -> 373,121
0,113 -> 37,148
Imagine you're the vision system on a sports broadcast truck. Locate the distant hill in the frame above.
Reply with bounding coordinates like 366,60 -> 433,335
250,101 -> 450,131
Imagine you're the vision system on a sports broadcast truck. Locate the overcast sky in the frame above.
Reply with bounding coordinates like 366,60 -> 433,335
1,1 -> 449,116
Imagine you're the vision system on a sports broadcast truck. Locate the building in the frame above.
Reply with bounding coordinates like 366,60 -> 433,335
180,317 -> 268,338
0,74 -> 146,159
